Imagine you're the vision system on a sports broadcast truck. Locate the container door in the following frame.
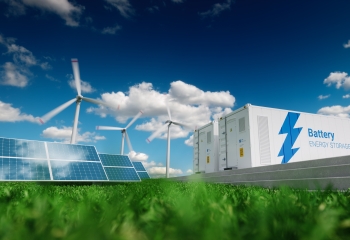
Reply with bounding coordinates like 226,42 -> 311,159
219,118 -> 227,170
198,132 -> 206,172
226,119 -> 238,167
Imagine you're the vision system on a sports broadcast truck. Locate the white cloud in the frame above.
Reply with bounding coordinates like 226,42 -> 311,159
344,40 -> 350,48
0,100 -> 37,122
343,94 -> 350,99
0,62 -> 29,87
7,0 -> 85,27
318,94 -> 330,100
68,79 -> 96,93
41,126 -> 106,143
186,169 -> 193,174
0,35 -> 50,87
128,150 -> 149,161
169,81 -> 234,107
102,24 -> 122,34
199,0 -> 232,18
45,74 -> 60,82
323,72 -> 350,90
317,105 -> 350,118
147,166 -> 183,175
87,81 -> 235,141
104,0 -> 135,18
184,134 -> 193,146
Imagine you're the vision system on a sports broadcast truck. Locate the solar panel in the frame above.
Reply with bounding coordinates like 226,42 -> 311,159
0,157 -> 50,180
0,138 -> 46,159
132,161 -> 146,171
50,161 -> 108,181
47,143 -> 99,161
99,154 -> 133,167
137,171 -> 151,180
0,137 -> 148,182
104,167 -> 140,181
131,161 -> 151,179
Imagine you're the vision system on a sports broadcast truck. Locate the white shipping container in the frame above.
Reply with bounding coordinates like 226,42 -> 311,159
212,103 -> 350,171
193,121 -> 219,173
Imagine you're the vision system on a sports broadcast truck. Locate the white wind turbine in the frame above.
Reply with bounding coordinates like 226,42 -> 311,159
39,58 -> 116,144
96,110 -> 143,155
146,104 -> 190,178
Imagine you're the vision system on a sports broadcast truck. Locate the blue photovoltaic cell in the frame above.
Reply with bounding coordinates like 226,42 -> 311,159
51,161 -> 108,181
47,143 -> 99,161
0,157 -> 50,180
0,138 -> 46,159
132,162 -> 146,171
104,167 -> 140,181
137,171 -> 151,180
99,154 -> 133,167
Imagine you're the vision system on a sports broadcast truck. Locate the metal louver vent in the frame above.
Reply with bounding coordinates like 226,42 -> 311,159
258,116 -> 271,165
207,131 -> 211,144
239,117 -> 245,132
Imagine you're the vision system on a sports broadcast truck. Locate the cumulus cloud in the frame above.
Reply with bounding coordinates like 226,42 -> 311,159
184,134 -> 193,146
104,0 -> 135,18
323,72 -> 350,90
0,100 -> 37,122
317,105 -> 350,118
318,94 -> 330,100
0,34 -> 50,87
87,81 -> 235,141
3,0 -> 84,26
186,169 -> 193,174
128,150 -> 149,161
102,24 -> 122,34
147,166 -> 183,176
41,126 -> 106,143
199,0 -> 232,18
0,62 -> 29,87
68,79 -> 96,93
344,40 -> 350,48
343,94 -> 350,99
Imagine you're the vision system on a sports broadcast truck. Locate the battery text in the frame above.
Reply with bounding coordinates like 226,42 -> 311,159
308,128 -> 334,141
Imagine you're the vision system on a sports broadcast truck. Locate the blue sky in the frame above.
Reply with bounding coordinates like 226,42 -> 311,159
1,0 -> 350,177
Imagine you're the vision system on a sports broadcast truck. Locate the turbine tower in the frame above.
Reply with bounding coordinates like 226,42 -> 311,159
146,104 -> 189,178
39,59 -> 116,144
96,110 -> 143,155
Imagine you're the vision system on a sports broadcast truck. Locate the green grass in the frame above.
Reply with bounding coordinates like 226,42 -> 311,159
0,180 -> 349,239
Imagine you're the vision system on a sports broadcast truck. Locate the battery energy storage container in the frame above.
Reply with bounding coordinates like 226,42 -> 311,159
195,103 -> 350,172
193,121 -> 219,173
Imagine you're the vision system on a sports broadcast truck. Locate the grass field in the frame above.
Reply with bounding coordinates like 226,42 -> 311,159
0,180 -> 350,239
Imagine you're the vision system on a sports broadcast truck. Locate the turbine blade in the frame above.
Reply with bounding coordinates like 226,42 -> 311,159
71,59 -> 81,96
96,126 -> 124,131
125,110 -> 143,129
125,130 -> 133,153
166,102 -> 172,120
172,121 -> 193,130
82,97 -> 117,109
39,98 -> 76,124
146,123 -> 169,143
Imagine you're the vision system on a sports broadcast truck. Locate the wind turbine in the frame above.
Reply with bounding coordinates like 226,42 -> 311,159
96,110 -> 143,155
39,58 -> 116,144
146,104 -> 189,178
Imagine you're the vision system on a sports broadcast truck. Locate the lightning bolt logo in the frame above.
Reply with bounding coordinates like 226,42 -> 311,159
278,112 -> 302,164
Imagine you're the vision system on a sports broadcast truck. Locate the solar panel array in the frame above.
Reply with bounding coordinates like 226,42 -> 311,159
132,161 -> 151,179
99,153 -> 140,181
0,137 -> 150,182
